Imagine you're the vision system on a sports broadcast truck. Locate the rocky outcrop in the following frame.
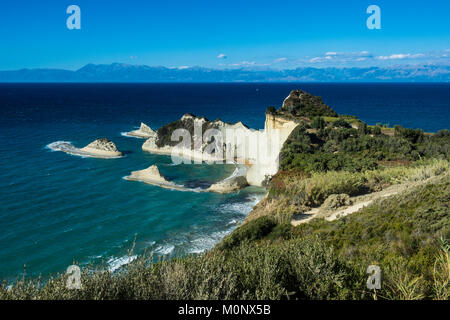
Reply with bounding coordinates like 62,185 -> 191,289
142,113 -> 256,163
140,90 -> 337,187
279,90 -> 338,118
127,122 -> 156,139
207,175 -> 248,193
126,164 -> 248,193
322,194 -> 352,211
125,165 -> 183,190
142,108 -> 298,187
79,138 -> 123,157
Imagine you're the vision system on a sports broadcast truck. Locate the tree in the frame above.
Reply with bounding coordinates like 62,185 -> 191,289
311,116 -> 326,130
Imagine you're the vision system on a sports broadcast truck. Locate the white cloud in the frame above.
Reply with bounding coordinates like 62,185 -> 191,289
309,57 -> 323,63
273,57 -> 287,63
309,51 -> 374,64
217,53 -> 227,59
377,53 -> 425,60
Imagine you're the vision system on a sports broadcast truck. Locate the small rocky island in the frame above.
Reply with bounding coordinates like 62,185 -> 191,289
79,138 -> 123,157
48,138 -> 123,158
124,165 -> 186,191
125,122 -> 157,139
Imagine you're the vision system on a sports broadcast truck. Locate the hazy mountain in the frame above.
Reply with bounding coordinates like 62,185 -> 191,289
0,63 -> 449,82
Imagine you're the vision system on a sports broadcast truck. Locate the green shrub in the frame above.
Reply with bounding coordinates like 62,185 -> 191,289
219,216 -> 277,250
266,106 -> 276,114
311,116 -> 326,129
333,118 -> 352,128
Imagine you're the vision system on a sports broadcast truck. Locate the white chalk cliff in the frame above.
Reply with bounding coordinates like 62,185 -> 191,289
140,92 -> 301,188
245,114 -> 298,186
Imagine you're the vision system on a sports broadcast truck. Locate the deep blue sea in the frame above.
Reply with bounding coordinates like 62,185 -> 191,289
0,83 -> 449,280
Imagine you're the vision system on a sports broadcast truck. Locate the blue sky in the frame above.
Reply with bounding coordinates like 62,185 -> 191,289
0,0 -> 449,70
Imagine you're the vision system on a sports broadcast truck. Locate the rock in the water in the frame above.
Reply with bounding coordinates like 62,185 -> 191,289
83,138 -> 119,152
207,175 -> 248,193
322,194 -> 352,210
124,165 -> 188,191
78,138 -> 123,157
127,122 -> 156,139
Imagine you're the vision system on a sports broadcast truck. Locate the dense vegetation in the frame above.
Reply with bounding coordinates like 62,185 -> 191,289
275,89 -> 338,118
280,119 -> 450,173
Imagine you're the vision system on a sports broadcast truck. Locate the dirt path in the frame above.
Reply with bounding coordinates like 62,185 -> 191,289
291,173 -> 447,226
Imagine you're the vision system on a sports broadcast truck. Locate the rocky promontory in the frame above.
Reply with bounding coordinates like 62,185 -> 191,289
277,89 -> 338,118
142,113 -> 255,163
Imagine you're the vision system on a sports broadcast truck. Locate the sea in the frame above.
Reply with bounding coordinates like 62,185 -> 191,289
0,83 -> 449,280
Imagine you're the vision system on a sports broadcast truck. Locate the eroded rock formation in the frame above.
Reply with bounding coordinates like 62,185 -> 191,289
79,138 -> 123,157
127,122 -> 157,139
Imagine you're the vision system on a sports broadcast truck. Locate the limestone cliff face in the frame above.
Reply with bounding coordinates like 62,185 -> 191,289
265,114 -> 299,139
142,114 -> 256,163
140,91 -> 321,188
141,110 -> 298,187
246,114 -> 298,186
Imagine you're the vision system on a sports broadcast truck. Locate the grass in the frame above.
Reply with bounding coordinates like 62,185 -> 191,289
0,238 -> 364,300
250,159 -> 449,223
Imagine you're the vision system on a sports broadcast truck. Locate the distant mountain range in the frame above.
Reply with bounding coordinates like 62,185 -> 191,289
0,63 -> 449,82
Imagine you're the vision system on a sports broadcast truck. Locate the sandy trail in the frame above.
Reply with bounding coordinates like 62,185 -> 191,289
291,173 -> 447,226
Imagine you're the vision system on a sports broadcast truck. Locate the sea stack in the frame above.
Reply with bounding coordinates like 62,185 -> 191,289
125,165 -> 183,190
79,138 -> 123,158
126,122 -> 157,139
207,175 -> 248,193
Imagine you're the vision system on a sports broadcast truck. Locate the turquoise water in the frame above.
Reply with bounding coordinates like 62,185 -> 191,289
1,123 -> 265,278
0,83 -> 449,280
